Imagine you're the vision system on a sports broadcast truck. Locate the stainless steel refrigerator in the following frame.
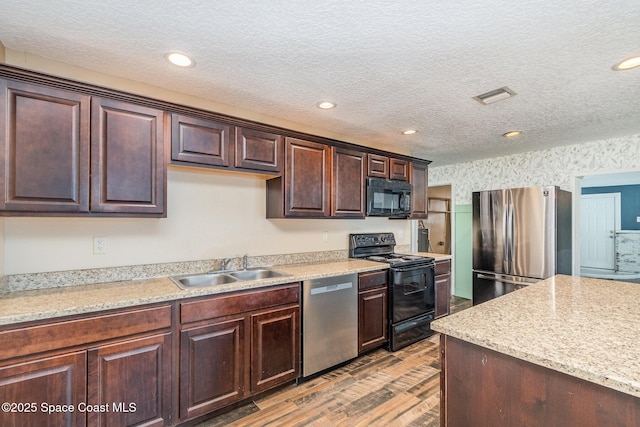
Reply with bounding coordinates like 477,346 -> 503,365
472,186 -> 572,305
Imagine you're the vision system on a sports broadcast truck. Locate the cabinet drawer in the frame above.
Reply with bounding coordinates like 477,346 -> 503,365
435,259 -> 451,276
358,270 -> 388,291
180,283 -> 300,324
0,305 -> 172,361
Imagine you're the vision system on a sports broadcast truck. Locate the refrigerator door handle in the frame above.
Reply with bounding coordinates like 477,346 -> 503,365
509,199 -> 516,270
476,273 -> 537,286
502,198 -> 510,274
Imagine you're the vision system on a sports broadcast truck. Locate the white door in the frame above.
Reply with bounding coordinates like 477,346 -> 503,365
580,193 -> 620,270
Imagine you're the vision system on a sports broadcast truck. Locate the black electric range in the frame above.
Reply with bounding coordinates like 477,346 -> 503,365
349,233 -> 436,351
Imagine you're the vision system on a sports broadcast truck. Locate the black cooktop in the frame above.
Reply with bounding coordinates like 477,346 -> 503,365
349,233 -> 434,267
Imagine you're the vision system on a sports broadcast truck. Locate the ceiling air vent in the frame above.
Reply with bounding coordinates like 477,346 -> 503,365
473,86 -> 517,105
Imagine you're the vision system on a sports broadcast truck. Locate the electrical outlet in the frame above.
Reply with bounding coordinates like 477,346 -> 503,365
322,231 -> 328,242
93,237 -> 107,254
397,229 -> 404,239
637,216 -> 640,223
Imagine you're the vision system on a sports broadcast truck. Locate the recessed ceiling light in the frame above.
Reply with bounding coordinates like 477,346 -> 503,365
402,129 -> 417,135
612,55 -> 640,71
316,101 -> 337,109
502,130 -> 522,138
473,86 -> 517,105
165,52 -> 195,68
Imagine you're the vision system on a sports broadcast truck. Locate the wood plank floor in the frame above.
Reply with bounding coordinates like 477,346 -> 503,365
193,296 -> 472,427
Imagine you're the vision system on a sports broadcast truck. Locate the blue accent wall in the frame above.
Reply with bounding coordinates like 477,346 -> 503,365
582,185 -> 640,230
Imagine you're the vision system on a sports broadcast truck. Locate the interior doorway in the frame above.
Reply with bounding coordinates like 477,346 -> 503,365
575,170 -> 640,283
418,185 -> 451,255
580,193 -> 620,270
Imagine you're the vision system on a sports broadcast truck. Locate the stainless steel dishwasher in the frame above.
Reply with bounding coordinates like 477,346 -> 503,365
302,273 -> 358,377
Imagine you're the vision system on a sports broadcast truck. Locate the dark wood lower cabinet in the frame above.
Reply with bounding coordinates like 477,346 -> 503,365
88,333 -> 172,427
178,283 -> 301,424
250,306 -> 299,394
179,317 -> 247,420
358,270 -> 388,354
434,259 -> 452,318
440,335 -> 640,427
0,351 -> 87,427
0,304 -> 172,427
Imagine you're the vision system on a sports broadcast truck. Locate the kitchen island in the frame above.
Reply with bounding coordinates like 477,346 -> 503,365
431,274 -> 640,427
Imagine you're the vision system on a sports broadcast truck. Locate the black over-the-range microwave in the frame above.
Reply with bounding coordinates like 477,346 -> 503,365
366,177 -> 412,218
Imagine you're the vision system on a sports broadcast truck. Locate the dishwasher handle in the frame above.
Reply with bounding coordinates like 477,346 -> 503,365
310,281 -> 353,295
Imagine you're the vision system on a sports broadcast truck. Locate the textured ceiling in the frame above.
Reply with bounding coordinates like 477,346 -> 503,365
0,0 -> 638,166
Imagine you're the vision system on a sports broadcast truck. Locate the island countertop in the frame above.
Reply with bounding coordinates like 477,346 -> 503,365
431,274 -> 640,398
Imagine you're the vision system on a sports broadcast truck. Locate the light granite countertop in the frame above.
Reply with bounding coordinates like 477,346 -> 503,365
431,274 -> 640,398
0,259 -> 388,326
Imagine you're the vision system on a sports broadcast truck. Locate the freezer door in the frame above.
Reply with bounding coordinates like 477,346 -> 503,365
509,186 -> 556,278
472,190 -> 509,275
472,271 -> 540,305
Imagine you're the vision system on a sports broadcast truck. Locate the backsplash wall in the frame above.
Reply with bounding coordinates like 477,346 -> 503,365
429,134 -> 640,204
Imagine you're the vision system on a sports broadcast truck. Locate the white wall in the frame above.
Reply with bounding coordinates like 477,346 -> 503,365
4,166 -> 409,275
429,134 -> 640,204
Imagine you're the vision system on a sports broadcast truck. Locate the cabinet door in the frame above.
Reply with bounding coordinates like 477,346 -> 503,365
435,274 -> 451,318
358,287 -> 388,354
87,333 -> 172,427
91,97 -> 165,215
250,305 -> 299,394
180,317 -> 246,421
367,153 -> 388,178
171,113 -> 231,167
284,137 -> 330,217
390,158 -> 409,181
332,147 -> 365,218
235,127 -> 282,172
0,79 -> 90,213
0,351 -> 87,427
409,161 -> 429,219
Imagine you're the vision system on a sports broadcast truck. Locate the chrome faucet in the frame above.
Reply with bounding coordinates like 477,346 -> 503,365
219,258 -> 232,271
242,254 -> 249,270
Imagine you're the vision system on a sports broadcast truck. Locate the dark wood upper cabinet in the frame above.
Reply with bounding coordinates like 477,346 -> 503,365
367,153 -> 389,178
267,137 -> 331,218
332,147 -> 365,218
409,161 -> 429,219
235,127 -> 282,173
171,113 -> 231,167
368,154 -> 408,181
390,158 -> 409,181
0,65 -> 431,219
286,138 -> 331,217
0,80 -> 90,213
91,97 -> 166,215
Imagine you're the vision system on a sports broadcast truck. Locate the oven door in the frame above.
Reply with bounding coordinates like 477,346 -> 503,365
390,264 -> 435,323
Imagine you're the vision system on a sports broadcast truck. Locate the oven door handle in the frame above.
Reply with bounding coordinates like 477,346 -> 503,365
392,264 -> 435,273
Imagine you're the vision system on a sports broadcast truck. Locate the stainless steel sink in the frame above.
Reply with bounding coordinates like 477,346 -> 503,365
170,272 -> 238,289
170,268 -> 291,290
229,268 -> 291,281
